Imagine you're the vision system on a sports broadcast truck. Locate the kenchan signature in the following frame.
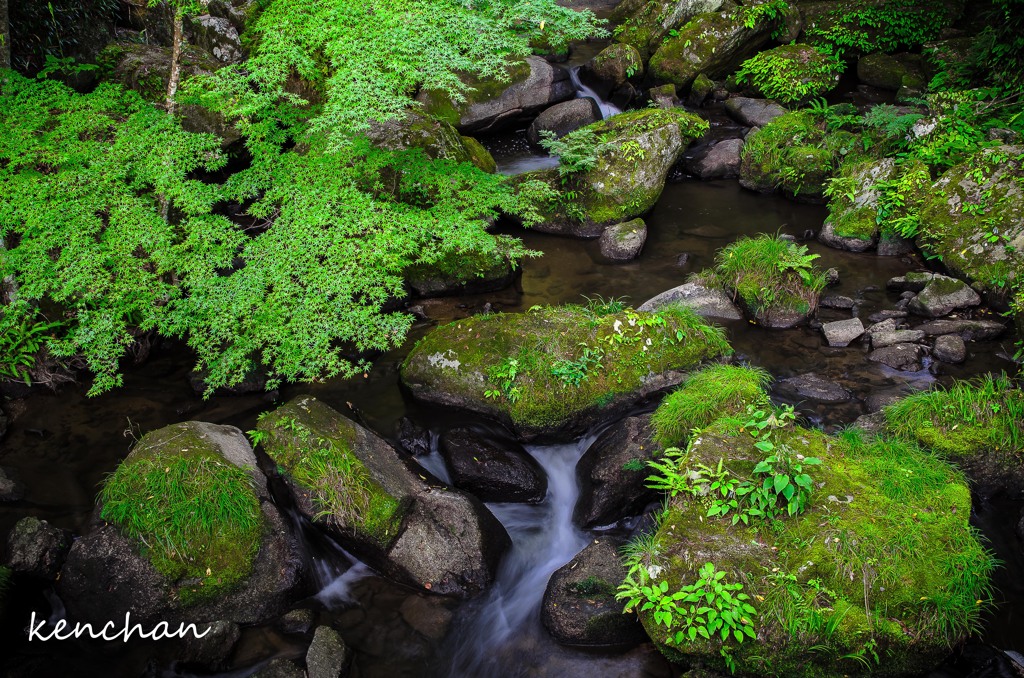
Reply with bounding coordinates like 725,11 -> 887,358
27,612 -> 211,642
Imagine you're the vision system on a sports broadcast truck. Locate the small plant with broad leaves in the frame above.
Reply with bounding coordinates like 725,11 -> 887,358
484,357 -> 522,403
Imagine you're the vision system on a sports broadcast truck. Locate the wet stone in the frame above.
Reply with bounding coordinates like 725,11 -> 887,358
776,374 -> 851,403
821,318 -> 864,347
908,275 -> 982,318
574,415 -> 657,528
871,329 -> 926,349
307,626 -> 352,678
887,271 -> 934,292
278,608 -> 315,635
399,594 -> 455,641
0,466 -> 25,502
933,335 -> 967,364
180,620 -> 240,669
440,428 -> 547,503
253,659 -> 305,678
820,295 -> 855,309
869,343 -> 926,371
599,218 -> 648,261
394,417 -> 431,457
916,319 -> 1006,341
868,310 -> 908,323
4,517 -> 70,579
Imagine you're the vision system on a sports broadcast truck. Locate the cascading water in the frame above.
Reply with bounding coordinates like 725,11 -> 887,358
568,66 -> 621,120
440,435 -> 597,677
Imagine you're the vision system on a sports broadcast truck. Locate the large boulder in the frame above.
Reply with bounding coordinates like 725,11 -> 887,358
611,0 -> 725,58
258,397 -> 510,597
736,43 -> 842,104
439,428 -> 547,503
685,138 -> 743,180
541,539 -> 647,646
637,282 -> 743,321
515,109 -> 708,237
574,415 -> 658,528
648,7 -> 777,90
58,422 -> 302,626
723,97 -> 787,128
580,43 -> 644,98
417,56 -> 574,134
917,146 -> 1024,295
907,275 -> 982,318
527,98 -> 603,146
366,110 -> 495,168
399,304 -> 731,441
631,400 -> 993,676
406,247 -> 516,298
857,52 -> 928,91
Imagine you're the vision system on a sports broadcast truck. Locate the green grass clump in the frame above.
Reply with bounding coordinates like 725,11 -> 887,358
884,373 -> 1024,458
100,447 -> 263,605
699,234 -> 827,321
652,364 -> 771,449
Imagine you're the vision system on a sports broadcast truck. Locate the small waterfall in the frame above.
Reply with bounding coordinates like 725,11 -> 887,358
441,435 -> 597,677
412,431 -> 453,485
568,66 -> 621,120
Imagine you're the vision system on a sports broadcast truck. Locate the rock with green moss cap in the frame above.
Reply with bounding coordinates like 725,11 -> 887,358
600,218 -> 648,261
907,274 -> 981,318
648,8 -> 776,90
400,304 -> 732,440
257,396 -> 509,597
627,371 -> 995,676
917,146 -> 1024,296
416,56 -> 574,134
611,0 -> 725,58
581,43 -> 644,98
366,110 -> 487,165
857,52 -> 928,91
59,421 -> 302,627
460,136 -> 498,173
737,44 -> 843,104
819,158 -> 899,252
515,108 -> 709,237
406,246 -> 516,297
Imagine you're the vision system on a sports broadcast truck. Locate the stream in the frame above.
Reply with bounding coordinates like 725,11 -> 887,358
1,54 -> 1023,678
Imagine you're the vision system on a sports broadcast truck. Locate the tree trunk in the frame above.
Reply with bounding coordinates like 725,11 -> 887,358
1,0 -> 11,73
165,9 -> 183,115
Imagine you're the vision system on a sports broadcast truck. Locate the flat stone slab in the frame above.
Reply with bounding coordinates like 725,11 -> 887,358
916,319 -> 1005,341
869,343 -> 925,371
871,329 -> 926,349
821,318 -> 865,347
776,374 -> 851,403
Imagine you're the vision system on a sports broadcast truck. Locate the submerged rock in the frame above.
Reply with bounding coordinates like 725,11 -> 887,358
439,428 -> 546,503
775,373 -> 851,403
574,415 -> 658,528
0,466 -> 25,502
869,343 -> 926,371
258,397 -> 509,597
915,318 -> 1005,341
400,304 -> 731,440
541,539 -> 647,647
599,218 -> 648,261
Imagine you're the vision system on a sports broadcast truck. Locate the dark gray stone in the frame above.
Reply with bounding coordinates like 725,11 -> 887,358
776,374 -> 851,404
0,466 -> 25,502
824,267 -> 840,286
723,97 -> 787,128
908,275 -> 982,318
399,594 -> 455,641
5,517 -> 70,579
916,319 -> 1006,341
307,626 -> 352,678
574,415 -> 657,528
820,295 -> 855,310
180,620 -> 240,668
933,335 -> 967,363
821,318 -> 864,347
869,343 -> 926,371
637,282 -> 743,320
394,417 -> 430,457
867,310 -> 908,322
440,428 -> 546,503
253,659 -> 305,678
886,271 -> 934,293
686,138 -> 743,180
527,98 -> 603,145
871,329 -> 926,349
853,410 -> 888,435
865,392 -> 904,413
599,218 -> 648,261
278,608 -> 315,635
541,539 -> 647,647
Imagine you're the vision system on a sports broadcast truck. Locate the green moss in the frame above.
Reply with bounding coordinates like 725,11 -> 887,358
572,575 -> 617,597
99,426 -> 263,605
258,405 -> 404,547
652,364 -> 772,449
402,304 -> 732,431
648,10 -> 759,89
419,58 -> 533,125
460,135 -> 497,173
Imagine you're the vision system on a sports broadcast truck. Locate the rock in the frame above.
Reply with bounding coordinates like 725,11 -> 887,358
253,659 -> 306,678
869,343 -> 926,371
739,43 -> 840,102
395,417 -> 431,457
637,282 -> 743,321
853,410 -> 888,435
580,43 -> 643,98
189,366 -> 268,396
180,620 -> 240,668
887,272 -> 935,292
400,305 -> 730,441
406,247 -> 515,298
857,52 -> 928,91
721,92 -> 787,131
865,391 -> 904,413
871,329 -> 926,349
688,73 -> 715,107
0,466 -> 25,502
278,608 -> 315,635
258,397 -> 510,596
686,138 -> 743,180
649,83 -> 681,109
918,145 -> 1024,295
908,275 -> 982,318
418,56 -> 574,134
439,428 -> 546,503
867,309 -> 908,322
4,517 -> 70,579
58,422 -> 301,627
399,594 -> 455,641
541,539 -> 647,646
190,14 -> 244,63
367,110 -> 488,165
527,98 -> 603,146
916,319 -> 1005,341
649,9 -> 776,90
821,318 -> 864,347
599,218 -> 648,261
866,318 -> 898,335
820,295 -> 855,309
775,374 -> 851,404
307,626 -> 352,678
514,109 -> 708,237
819,158 -> 902,252
611,0 -> 726,58
824,267 -> 840,287
933,335 -> 967,363
574,415 -> 658,528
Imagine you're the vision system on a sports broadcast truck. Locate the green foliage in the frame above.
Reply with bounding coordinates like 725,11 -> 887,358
735,0 -> 789,32
742,406 -> 822,519
736,45 -> 844,104
550,344 -> 605,387
0,301 -> 62,385
805,0 -> 957,57
539,127 -> 609,177
652,364 -> 772,449
485,357 -> 524,403
940,0 -> 1024,97
99,446 -> 262,604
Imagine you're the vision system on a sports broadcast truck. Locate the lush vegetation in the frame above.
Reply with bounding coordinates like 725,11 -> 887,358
99,435 -> 263,604
736,44 -> 844,104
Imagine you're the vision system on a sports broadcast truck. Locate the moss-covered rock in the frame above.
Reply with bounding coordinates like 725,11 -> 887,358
611,0 -> 725,58
739,110 -> 853,202
819,157 -> 902,251
736,43 -> 843,104
917,145 -> 1024,295
857,52 -> 928,91
648,8 -> 776,90
257,397 -> 510,597
59,422 -> 302,626
366,110 -> 482,164
628,370 -> 995,676
416,56 -> 574,134
406,245 -> 516,297
400,304 -> 731,440
581,43 -> 645,97
461,136 -> 498,173
516,108 -> 709,238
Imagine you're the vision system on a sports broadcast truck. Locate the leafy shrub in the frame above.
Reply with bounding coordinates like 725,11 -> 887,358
736,44 -> 844,104
539,128 -> 609,177
805,0 -> 958,57
0,301 -> 62,386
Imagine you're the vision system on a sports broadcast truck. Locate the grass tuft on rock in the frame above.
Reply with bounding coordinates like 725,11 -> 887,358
99,448 -> 263,604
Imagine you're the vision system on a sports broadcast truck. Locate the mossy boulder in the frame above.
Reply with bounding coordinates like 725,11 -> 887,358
366,110 -> 491,166
917,145 -> 1024,295
416,56 -> 574,134
736,44 -> 843,104
516,108 -> 709,238
739,110 -> 852,203
526,98 -> 603,146
630,372 -> 994,676
648,8 -> 776,90
406,245 -> 516,297
258,397 -> 509,597
59,422 -> 302,626
857,52 -> 928,91
819,157 -> 899,251
580,43 -> 645,98
461,136 -> 498,173
611,0 -> 725,58
400,304 -> 732,441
